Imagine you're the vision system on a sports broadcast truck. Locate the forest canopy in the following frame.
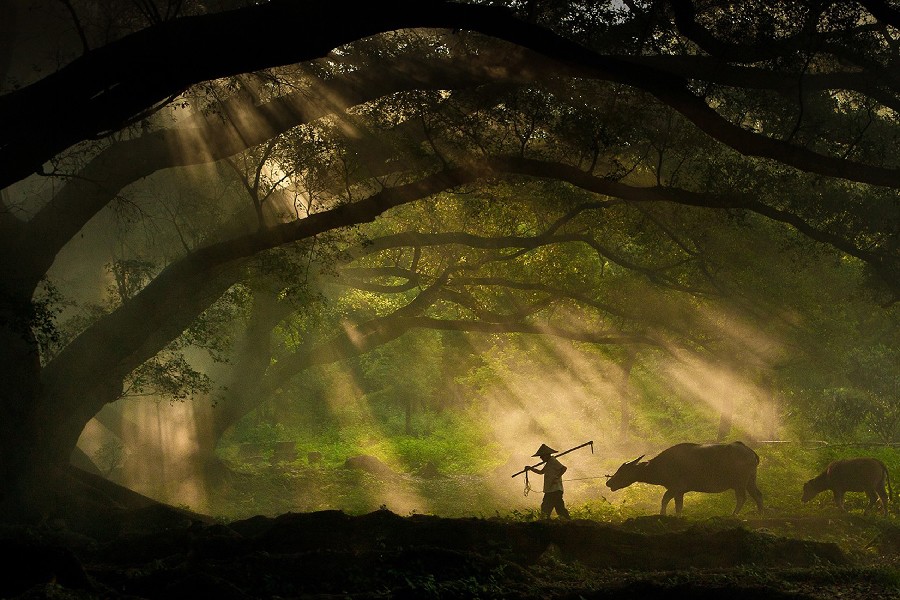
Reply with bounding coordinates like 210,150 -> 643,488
0,0 -> 897,519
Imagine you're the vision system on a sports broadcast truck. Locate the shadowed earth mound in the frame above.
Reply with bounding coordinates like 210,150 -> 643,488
1,468 -> 898,599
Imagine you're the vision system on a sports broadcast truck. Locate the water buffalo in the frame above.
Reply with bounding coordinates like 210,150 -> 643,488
801,457 -> 893,516
605,441 -> 764,516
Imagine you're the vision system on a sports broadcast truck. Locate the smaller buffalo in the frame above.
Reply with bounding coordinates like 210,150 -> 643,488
801,457 -> 893,516
605,441 -> 764,516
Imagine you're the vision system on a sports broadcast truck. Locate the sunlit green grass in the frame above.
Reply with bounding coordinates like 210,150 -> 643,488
222,396 -> 506,476
215,434 -> 897,516
213,393 -> 899,567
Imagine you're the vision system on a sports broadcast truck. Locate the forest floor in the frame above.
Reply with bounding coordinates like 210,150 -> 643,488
3,467 -> 900,599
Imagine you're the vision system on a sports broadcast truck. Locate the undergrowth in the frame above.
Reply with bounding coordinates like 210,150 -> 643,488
201,412 -> 900,567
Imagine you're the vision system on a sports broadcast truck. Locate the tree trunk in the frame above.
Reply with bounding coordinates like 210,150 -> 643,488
207,287 -> 291,451
0,280 -> 68,520
0,261 -> 242,520
86,286 -> 291,490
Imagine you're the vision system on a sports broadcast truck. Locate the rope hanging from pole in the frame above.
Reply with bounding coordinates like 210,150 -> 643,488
513,440 -> 593,496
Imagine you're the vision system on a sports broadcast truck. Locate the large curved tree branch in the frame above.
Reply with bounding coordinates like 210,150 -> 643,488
481,156 -> 897,286
41,166 -> 482,417
22,51 -> 519,279
7,0 -> 900,196
28,45 -> 895,275
619,55 -> 900,114
0,0 -> 545,189
668,0 -> 828,63
262,299 -> 662,397
41,150 -> 898,421
858,0 -> 900,29
12,19 -> 899,301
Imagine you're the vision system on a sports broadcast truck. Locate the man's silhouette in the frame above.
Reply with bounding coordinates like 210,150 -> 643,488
527,443 -> 570,519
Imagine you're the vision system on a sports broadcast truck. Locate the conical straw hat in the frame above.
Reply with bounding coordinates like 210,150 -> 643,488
532,443 -> 557,457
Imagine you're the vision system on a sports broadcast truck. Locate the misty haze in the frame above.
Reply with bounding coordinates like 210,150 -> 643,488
0,1 -> 898,598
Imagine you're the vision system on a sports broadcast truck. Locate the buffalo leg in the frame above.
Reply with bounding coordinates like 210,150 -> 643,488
864,490 -> 879,515
733,487 -> 747,515
661,490 -> 675,515
876,485 -> 889,516
673,494 -> 684,515
833,491 -> 846,511
872,485 -> 888,516
747,474 -> 764,511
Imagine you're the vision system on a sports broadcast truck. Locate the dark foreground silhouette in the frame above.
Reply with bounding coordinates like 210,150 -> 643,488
2,467 -> 899,599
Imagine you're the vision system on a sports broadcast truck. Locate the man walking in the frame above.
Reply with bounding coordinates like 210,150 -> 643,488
527,443 -> 571,520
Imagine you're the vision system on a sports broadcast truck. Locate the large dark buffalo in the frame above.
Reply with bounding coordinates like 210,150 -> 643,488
801,457 -> 892,516
606,441 -> 764,516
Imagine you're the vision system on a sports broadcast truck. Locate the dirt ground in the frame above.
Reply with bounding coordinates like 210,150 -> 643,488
3,467 -> 900,599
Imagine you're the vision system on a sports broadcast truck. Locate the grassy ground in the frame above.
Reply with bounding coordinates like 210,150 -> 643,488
194,441 -> 900,568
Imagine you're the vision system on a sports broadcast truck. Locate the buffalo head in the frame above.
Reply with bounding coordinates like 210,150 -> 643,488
606,454 -> 645,491
801,480 -> 817,503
